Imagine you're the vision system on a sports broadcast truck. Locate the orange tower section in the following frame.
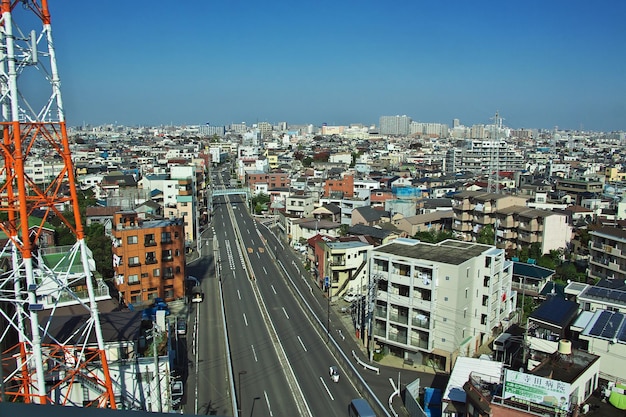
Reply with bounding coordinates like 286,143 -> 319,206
0,1 -> 116,408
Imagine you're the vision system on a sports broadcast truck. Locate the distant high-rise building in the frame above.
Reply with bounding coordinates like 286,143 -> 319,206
379,115 -> 411,135
453,118 -> 460,128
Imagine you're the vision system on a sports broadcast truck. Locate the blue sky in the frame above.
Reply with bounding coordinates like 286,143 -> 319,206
41,1 -> 626,131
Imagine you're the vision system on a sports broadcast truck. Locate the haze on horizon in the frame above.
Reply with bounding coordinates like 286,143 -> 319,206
43,1 -> 626,132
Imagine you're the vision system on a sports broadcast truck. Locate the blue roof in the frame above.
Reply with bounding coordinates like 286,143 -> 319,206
512,261 -> 555,280
530,295 -> 579,327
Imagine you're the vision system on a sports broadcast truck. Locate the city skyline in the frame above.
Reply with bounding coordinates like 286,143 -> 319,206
42,1 -> 626,131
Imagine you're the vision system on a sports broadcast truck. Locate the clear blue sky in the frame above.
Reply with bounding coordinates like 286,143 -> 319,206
43,1 -> 626,131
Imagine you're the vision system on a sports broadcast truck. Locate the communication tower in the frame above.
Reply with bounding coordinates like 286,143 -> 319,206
0,1 -> 116,408
487,112 -> 502,194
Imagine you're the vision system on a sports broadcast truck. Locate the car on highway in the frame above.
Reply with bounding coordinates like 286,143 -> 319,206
329,366 -> 340,383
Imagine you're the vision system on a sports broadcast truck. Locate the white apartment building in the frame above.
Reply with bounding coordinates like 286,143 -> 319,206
369,238 -> 514,372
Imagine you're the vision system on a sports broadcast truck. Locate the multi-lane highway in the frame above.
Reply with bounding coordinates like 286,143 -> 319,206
183,166 -> 434,417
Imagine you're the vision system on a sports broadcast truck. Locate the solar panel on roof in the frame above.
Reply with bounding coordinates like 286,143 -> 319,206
589,311 -> 612,337
618,320 -> 626,343
600,313 -> 624,339
586,286 -> 626,303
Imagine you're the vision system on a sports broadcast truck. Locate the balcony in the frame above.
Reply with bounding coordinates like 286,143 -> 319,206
412,315 -> 430,329
410,337 -> 429,349
498,217 -> 517,228
518,220 -> 542,232
452,200 -> 472,210
145,258 -> 158,265
452,221 -> 472,232
387,331 -> 408,344
473,214 -> 494,225
144,240 -> 157,247
453,211 -> 472,222
162,256 -> 173,262
329,258 -> 346,267
128,261 -> 141,267
161,239 -> 173,244
517,232 -> 539,243
388,312 -> 409,325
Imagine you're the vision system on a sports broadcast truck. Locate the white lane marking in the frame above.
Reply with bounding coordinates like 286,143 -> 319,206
297,336 -> 307,352
319,377 -> 334,401
237,289 -> 241,300
264,390 -> 274,417
263,266 -> 268,275
271,284 -> 277,295
257,252 -> 260,259
243,313 -> 248,326
282,307 -> 289,319
252,344 -> 258,362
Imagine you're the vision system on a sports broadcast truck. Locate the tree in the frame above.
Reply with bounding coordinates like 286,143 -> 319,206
476,225 -> 495,245
338,224 -> 349,236
85,222 -> 114,279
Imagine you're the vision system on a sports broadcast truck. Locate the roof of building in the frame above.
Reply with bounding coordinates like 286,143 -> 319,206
373,238 -> 491,265
40,304 -> 141,345
531,349 -> 600,384
353,205 -> 390,222
348,224 -> 396,240
325,240 -> 371,250
85,206 -> 122,217
443,357 -> 503,403
512,262 -> 555,281
529,295 -> 579,328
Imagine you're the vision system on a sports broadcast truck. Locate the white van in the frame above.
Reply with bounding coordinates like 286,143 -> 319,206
493,333 -> 512,352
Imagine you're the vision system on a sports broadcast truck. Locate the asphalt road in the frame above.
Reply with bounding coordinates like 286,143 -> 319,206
183,167 -> 441,417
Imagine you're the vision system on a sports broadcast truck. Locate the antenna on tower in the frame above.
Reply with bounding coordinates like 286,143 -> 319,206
487,111 -> 502,194
0,2 -> 116,408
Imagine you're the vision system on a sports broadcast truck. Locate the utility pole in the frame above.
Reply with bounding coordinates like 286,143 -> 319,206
153,329 -> 163,413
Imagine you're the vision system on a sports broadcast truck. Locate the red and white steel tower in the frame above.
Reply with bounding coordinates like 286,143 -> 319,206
0,0 -> 116,408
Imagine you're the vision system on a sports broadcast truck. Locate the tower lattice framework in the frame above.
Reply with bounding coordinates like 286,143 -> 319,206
0,0 -> 116,408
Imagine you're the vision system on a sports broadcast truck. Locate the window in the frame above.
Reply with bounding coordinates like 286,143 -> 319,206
144,234 -> 156,246
163,267 -> 174,279
153,268 -> 160,277
127,235 -> 138,245
128,256 -> 140,267
162,249 -> 173,261
161,231 -> 172,243
128,274 -> 139,284
145,252 -> 157,264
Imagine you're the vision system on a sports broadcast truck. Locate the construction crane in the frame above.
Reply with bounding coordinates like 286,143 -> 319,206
0,0 -> 116,408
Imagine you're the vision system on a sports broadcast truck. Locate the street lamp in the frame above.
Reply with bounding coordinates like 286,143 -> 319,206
238,370 -> 247,415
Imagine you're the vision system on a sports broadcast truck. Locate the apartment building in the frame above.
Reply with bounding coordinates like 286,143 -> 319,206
315,240 -> 372,295
587,226 -> 626,283
369,238 -> 514,372
452,191 -> 527,242
324,174 -> 354,198
112,211 -> 186,306
555,178 -> 603,204
246,171 -> 290,192
494,206 -> 572,254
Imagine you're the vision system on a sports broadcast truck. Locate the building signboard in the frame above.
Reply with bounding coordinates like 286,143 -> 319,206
503,369 -> 570,411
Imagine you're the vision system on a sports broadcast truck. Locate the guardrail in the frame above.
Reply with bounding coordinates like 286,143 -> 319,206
352,350 -> 380,375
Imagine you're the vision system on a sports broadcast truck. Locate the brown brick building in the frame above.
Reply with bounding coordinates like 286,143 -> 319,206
245,172 -> 291,190
112,210 -> 186,306
324,174 -> 354,198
